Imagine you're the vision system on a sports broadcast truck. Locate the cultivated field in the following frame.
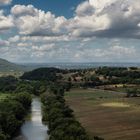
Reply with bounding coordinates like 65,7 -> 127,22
65,88 -> 140,140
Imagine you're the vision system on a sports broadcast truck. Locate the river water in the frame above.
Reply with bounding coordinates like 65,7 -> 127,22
14,98 -> 49,140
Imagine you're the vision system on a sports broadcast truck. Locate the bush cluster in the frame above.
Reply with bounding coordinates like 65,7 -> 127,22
0,93 -> 32,139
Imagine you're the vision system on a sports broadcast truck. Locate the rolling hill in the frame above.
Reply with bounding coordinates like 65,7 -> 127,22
0,58 -> 27,72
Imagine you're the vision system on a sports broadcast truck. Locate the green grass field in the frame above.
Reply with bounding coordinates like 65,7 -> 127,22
65,88 -> 140,140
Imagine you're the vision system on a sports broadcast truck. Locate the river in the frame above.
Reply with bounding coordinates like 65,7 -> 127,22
14,98 -> 49,140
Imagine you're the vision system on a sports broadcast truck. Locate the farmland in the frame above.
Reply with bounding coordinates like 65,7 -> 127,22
65,88 -> 140,140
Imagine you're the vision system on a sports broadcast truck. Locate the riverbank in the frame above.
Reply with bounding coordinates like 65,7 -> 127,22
41,85 -> 95,140
0,93 -> 32,140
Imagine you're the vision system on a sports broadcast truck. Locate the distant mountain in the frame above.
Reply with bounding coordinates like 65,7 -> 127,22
0,58 -> 28,72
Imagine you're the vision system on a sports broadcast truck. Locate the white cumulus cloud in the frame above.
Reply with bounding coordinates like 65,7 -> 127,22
11,5 -> 67,36
0,10 -> 14,31
1,0 -> 140,62
69,0 -> 140,38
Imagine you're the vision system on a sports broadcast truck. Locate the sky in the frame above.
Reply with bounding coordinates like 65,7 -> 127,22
0,0 -> 140,63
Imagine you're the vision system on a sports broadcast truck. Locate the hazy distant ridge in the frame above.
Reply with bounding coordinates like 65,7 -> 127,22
1,58 -> 140,72
0,58 -> 27,72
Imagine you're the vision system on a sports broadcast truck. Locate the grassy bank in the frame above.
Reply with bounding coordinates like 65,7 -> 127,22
65,88 -> 140,140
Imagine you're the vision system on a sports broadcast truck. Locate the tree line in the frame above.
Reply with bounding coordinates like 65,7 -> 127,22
41,83 -> 104,140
